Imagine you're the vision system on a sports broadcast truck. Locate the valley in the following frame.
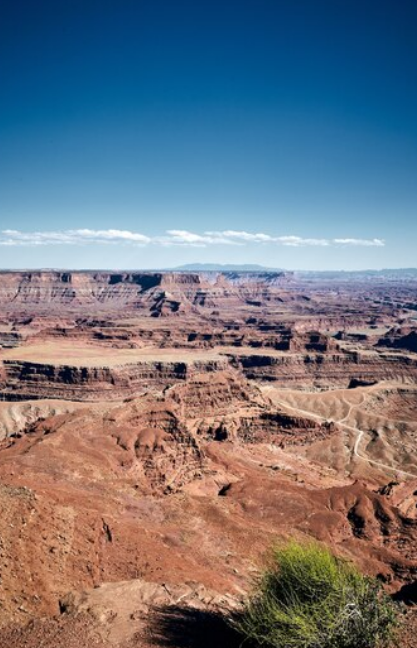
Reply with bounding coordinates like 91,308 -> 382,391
0,270 -> 416,647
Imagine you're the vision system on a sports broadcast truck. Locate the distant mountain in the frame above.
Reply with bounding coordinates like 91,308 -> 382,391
172,263 -> 282,272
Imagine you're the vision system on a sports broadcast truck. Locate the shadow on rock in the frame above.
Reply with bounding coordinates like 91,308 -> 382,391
148,605 -> 242,648
393,581 -> 417,605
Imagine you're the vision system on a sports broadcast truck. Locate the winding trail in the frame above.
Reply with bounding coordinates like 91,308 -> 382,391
351,429 -> 417,478
264,386 -> 417,480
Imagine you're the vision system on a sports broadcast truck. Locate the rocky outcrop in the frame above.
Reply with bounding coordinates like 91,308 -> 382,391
229,350 -> 417,387
167,371 -> 265,417
0,271 -> 284,312
377,327 -> 417,354
0,357 -> 230,401
0,331 -> 22,349
198,410 -> 335,446
2,346 -> 417,400
0,271 -> 209,310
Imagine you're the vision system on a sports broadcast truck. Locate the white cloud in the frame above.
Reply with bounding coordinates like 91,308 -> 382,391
0,229 -> 151,246
333,238 -> 385,247
0,228 -> 386,249
166,230 -> 207,244
273,236 -> 330,247
73,229 -> 151,243
165,230 -> 245,246
163,230 -> 226,246
212,230 -> 274,242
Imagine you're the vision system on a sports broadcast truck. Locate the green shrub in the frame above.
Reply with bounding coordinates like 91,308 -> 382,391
233,540 -> 397,648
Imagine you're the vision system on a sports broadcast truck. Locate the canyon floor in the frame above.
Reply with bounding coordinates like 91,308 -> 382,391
0,270 -> 416,647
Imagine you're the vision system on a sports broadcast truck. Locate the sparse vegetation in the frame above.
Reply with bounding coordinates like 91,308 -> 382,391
233,540 -> 397,648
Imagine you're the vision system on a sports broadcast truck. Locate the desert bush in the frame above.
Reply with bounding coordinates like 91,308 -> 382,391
233,540 -> 397,648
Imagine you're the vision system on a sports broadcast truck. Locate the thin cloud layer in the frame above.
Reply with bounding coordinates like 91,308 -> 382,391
0,229 -> 385,248
0,229 -> 151,246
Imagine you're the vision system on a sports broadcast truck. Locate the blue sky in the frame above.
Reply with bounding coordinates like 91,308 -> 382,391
1,0 -> 416,270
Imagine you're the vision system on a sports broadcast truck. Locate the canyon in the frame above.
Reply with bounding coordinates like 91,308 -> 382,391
0,270 -> 416,647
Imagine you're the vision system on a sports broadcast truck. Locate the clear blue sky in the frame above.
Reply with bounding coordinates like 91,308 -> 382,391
1,0 -> 416,270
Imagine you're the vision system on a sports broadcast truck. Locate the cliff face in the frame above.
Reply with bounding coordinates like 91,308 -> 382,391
0,270 -> 291,313
230,350 -> 417,387
1,349 -> 416,401
378,328 -> 417,354
0,272 -> 202,308
0,357 -> 230,401
0,331 -> 21,348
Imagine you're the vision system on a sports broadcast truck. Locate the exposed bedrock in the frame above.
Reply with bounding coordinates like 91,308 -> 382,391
0,358 -> 230,401
0,331 -> 22,348
229,350 -> 417,387
0,271 -> 203,308
377,327 -> 417,354
166,371 -> 266,416
0,270 -> 289,311
1,348 -> 416,400
197,410 -> 335,446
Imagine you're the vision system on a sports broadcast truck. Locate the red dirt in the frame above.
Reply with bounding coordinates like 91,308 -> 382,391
0,271 -> 416,646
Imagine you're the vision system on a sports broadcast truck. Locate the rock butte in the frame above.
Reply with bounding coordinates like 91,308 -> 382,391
0,270 -> 416,647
